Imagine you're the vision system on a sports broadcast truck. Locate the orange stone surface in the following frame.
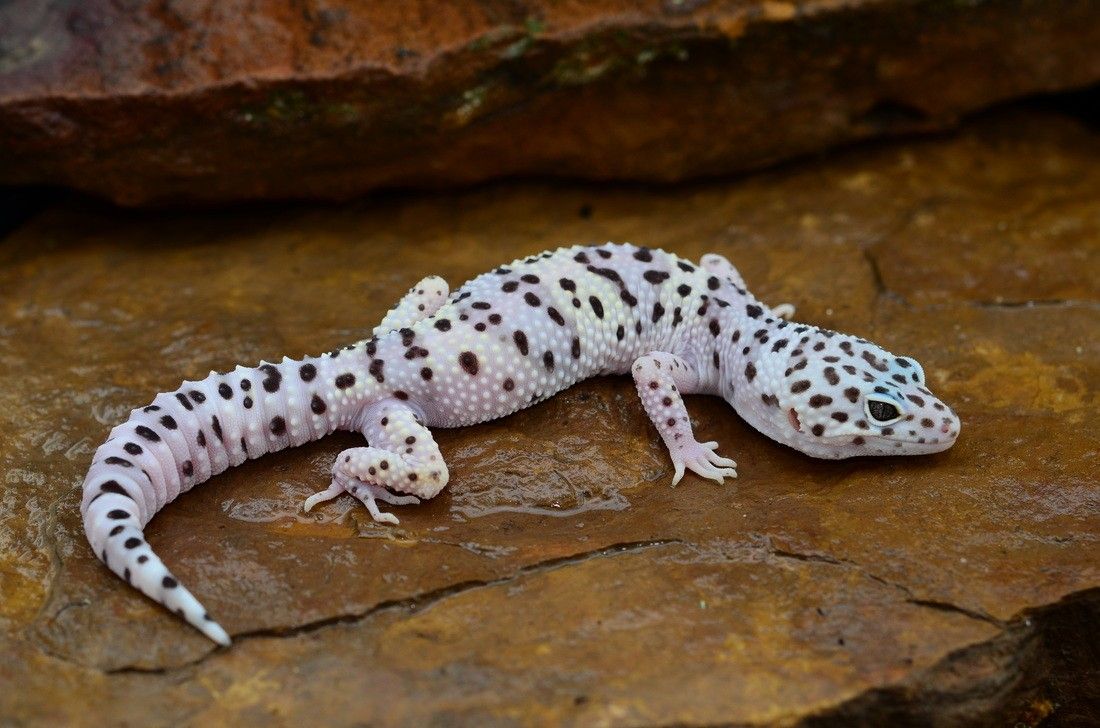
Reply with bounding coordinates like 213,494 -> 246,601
0,109 -> 1096,725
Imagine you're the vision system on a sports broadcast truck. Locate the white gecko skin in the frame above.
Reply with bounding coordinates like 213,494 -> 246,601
79,244 -> 960,645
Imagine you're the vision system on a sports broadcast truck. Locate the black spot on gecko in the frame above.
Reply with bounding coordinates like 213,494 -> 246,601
524,292 -> 541,307
811,424 -> 825,437
513,330 -> 529,355
124,537 -> 142,549
745,363 -> 757,381
502,281 -> 519,293
559,278 -> 576,292
521,274 -> 540,284
311,394 -> 326,414
643,270 -> 669,284
123,442 -> 142,456
543,351 -> 555,370
823,367 -> 840,385
588,265 -> 622,284
616,325 -> 625,341
107,509 -> 130,520
572,337 -> 581,358
135,425 -> 160,442
503,378 -> 515,391
421,367 -> 433,380
270,416 -> 286,435
336,373 -> 356,389
633,248 -> 653,262
589,297 -> 604,319
240,379 -> 251,392
548,307 -> 565,326
188,390 -> 206,404
299,363 -> 317,382
175,393 -> 193,411
211,416 -> 223,441
160,415 -> 177,430
100,481 -> 130,497
259,364 -> 282,393
709,319 -> 721,337
459,352 -> 479,375
832,412 -> 849,422
197,430 -> 206,447
745,304 -> 763,318
369,359 -> 385,383
707,276 -> 720,290
791,380 -> 811,393
809,395 -> 833,408
162,576 -> 178,589
435,319 -> 451,331
844,387 -> 860,403
620,289 -> 638,307
574,252 -> 589,264
471,301 -> 491,310
218,382 -> 233,399
489,313 -> 502,325
652,302 -> 665,322
182,460 -> 194,476
677,261 -> 695,272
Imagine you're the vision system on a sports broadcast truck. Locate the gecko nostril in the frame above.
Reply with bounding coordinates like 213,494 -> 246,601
788,408 -> 802,432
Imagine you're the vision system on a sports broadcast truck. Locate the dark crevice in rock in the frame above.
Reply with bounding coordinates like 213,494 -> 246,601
854,100 -> 934,133
906,599 -> 1004,629
768,541 -> 1004,628
103,538 -> 682,675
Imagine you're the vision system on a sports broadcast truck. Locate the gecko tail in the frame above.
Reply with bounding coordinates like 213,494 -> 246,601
83,487 -> 231,645
84,490 -> 232,646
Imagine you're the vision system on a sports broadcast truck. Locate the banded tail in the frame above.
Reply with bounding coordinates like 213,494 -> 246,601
80,348 -> 369,644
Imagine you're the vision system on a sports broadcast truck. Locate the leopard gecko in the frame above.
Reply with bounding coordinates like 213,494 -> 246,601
80,244 -> 960,645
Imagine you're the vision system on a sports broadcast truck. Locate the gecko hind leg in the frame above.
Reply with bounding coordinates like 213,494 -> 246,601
303,399 -> 449,524
371,275 -> 450,337
632,352 -> 737,486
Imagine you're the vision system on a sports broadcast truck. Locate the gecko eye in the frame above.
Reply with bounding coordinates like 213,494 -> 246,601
866,398 -> 902,424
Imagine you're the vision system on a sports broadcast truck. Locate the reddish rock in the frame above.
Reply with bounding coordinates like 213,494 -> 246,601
1,0 -> 1099,205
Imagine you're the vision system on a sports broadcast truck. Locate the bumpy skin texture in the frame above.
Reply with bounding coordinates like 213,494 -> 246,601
80,244 -> 960,645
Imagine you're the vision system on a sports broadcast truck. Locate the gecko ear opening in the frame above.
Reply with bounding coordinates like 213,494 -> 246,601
788,408 -> 802,432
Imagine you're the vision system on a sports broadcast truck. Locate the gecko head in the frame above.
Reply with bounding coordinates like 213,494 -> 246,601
778,332 -> 960,459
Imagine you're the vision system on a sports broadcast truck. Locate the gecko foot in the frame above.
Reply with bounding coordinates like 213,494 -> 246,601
303,476 -> 419,525
672,440 -> 737,486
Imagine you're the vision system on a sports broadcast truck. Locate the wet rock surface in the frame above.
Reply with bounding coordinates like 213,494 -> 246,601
1,109 -> 1098,725
2,0 -> 1100,205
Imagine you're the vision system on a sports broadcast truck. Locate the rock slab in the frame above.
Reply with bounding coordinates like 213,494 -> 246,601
1,0 -> 1100,204
0,109 -> 1097,725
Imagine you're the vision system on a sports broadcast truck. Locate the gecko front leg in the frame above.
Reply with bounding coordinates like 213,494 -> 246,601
303,399 -> 449,524
371,275 -> 450,337
632,352 -> 737,486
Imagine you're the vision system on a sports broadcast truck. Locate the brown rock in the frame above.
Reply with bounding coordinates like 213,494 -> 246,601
0,109 -> 1097,724
2,1 -> 1100,205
